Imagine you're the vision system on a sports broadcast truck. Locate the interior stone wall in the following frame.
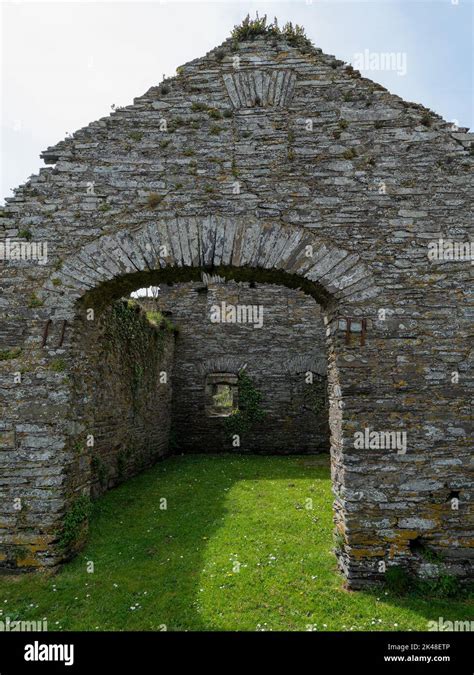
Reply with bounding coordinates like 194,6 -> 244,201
71,300 -> 175,501
0,300 -> 174,569
139,280 -> 329,454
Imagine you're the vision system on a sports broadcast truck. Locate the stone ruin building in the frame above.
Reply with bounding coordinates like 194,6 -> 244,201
0,21 -> 472,588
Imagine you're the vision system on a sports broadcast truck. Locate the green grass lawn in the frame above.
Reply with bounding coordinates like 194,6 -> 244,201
1,454 -> 472,631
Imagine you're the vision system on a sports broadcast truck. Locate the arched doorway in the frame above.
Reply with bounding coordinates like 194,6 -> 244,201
25,216 -> 382,587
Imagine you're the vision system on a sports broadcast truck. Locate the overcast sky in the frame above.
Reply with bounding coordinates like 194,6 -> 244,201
1,0 -> 472,203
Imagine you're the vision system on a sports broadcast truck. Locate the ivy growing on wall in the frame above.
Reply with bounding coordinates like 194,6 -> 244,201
91,455 -> 108,486
57,495 -> 92,551
303,376 -> 327,416
223,370 -> 266,438
102,300 -> 174,415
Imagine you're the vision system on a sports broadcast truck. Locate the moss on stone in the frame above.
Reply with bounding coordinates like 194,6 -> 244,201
28,293 -> 43,308
50,358 -> 66,372
147,193 -> 164,208
18,229 -> 32,241
0,347 -> 22,361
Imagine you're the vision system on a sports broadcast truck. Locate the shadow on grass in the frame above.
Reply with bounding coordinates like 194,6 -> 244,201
84,453 -> 328,630
1,454 -> 472,631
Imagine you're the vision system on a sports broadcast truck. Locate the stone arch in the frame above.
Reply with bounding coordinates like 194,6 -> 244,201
40,217 -> 379,317
25,214 -> 382,586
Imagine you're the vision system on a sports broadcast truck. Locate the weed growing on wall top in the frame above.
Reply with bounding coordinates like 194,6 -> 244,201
231,14 -> 312,50
146,310 -> 176,333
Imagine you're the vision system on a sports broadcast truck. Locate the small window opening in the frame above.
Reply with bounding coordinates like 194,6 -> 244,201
213,384 -> 233,409
205,373 -> 238,417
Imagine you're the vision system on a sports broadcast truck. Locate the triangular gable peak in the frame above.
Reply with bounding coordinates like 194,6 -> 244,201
35,32 -> 471,169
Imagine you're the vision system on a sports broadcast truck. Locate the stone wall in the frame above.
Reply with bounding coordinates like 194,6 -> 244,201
0,300 -> 174,568
71,299 -> 175,500
139,280 -> 329,454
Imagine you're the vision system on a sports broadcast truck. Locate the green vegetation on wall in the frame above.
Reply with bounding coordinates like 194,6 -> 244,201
0,348 -> 22,361
103,300 -> 174,414
304,376 -> 327,416
224,370 -> 265,438
91,455 -> 108,487
231,14 -> 312,50
57,495 -> 92,551
146,310 -> 176,333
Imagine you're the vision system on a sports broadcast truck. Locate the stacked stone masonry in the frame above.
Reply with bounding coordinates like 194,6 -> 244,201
72,300 -> 175,501
0,32 -> 472,586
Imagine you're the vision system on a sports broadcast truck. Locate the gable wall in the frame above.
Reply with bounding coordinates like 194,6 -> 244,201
0,34 -> 472,583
